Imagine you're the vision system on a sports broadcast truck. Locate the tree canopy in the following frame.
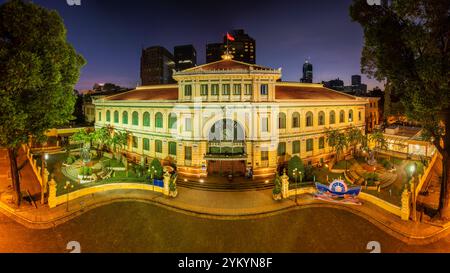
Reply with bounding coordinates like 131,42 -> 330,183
350,0 -> 450,215
0,0 -> 86,147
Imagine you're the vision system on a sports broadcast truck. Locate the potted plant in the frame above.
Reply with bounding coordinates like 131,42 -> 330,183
272,174 -> 282,200
169,173 -> 178,197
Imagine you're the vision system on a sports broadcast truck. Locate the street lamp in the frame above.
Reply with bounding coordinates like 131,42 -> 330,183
293,168 -> 298,204
41,153 -> 49,205
64,181 -> 74,212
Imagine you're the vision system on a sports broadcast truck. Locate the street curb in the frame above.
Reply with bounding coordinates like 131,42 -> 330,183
0,194 -> 449,246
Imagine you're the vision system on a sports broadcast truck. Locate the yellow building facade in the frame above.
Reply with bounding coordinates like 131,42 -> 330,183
94,58 -> 368,179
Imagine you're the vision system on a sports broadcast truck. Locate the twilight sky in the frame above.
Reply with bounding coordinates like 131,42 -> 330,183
13,0 -> 385,90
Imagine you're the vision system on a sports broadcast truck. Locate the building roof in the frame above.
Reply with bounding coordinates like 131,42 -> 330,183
179,59 -> 275,73
103,85 -> 178,101
275,84 -> 357,100
99,83 -> 360,102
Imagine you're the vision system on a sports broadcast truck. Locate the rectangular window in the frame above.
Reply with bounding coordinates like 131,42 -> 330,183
184,85 -> 192,96
260,84 -> 268,95
244,84 -> 252,95
143,138 -> 150,151
319,137 -> 325,149
292,140 -> 300,154
261,117 -> 269,132
261,150 -> 269,161
169,142 -> 177,156
132,136 -> 138,149
306,139 -> 314,152
222,84 -> 230,95
185,146 -> 192,161
233,84 -> 241,95
155,140 -> 162,153
211,84 -> 219,96
277,142 -> 286,156
358,111 -> 362,121
98,112 -> 102,121
200,84 -> 208,96
185,118 -> 192,132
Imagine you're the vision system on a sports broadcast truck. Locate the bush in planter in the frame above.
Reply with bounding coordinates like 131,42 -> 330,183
272,174 -> 282,195
149,158 -> 163,179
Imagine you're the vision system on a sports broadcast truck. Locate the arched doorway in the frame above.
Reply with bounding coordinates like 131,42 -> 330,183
206,119 -> 246,176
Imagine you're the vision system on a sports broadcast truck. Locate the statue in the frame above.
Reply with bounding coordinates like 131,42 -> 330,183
367,150 -> 377,166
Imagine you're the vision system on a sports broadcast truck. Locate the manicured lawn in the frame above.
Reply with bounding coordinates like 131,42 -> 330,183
55,169 -> 151,196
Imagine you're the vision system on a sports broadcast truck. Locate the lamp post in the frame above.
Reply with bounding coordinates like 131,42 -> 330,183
409,163 -> 417,221
41,153 -> 49,205
64,181 -> 74,212
293,168 -> 298,204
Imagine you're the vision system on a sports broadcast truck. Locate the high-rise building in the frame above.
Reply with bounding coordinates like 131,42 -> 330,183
323,78 -> 344,91
206,29 -> 256,64
174,44 -> 197,71
206,43 -> 224,63
300,60 -> 313,83
140,46 -> 175,85
351,75 -> 362,86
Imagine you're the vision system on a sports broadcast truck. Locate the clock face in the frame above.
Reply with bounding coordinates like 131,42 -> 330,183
329,180 -> 348,193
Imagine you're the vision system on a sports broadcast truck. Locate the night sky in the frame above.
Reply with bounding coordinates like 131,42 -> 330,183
7,0 -> 384,91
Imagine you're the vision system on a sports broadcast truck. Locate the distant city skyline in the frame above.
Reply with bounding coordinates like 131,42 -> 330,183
18,0 -> 385,91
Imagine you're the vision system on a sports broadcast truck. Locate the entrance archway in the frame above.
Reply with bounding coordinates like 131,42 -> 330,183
206,119 -> 246,176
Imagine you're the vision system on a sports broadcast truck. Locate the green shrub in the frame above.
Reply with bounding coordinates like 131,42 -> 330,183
364,172 -> 379,185
380,158 -> 392,169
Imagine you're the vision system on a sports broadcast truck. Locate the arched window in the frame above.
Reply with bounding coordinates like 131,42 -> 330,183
132,111 -> 139,126
122,111 -> 128,124
106,110 -> 111,122
329,111 -> 336,124
348,110 -> 353,122
306,111 -> 313,127
292,112 -> 300,128
143,112 -> 150,127
155,112 -> 163,128
114,111 -> 119,123
339,110 -> 345,123
168,113 -> 177,129
318,111 -> 325,126
278,112 -> 286,129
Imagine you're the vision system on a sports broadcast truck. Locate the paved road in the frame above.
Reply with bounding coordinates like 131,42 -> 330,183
0,202 -> 450,253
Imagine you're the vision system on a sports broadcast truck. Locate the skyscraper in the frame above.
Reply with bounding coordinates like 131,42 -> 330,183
140,46 -> 175,85
300,60 -> 313,83
351,75 -> 362,86
206,29 -> 256,64
174,44 -> 197,71
323,78 -> 344,91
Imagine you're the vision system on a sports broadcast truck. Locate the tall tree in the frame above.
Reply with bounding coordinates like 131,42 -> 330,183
0,0 -> 85,205
325,128 -> 349,162
369,129 -> 388,159
350,0 -> 450,218
346,125 -> 364,156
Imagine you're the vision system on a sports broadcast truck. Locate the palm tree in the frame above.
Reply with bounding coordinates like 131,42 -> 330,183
325,128 -> 348,162
91,126 -> 110,158
369,129 -> 388,159
346,125 -> 364,157
108,130 -> 129,160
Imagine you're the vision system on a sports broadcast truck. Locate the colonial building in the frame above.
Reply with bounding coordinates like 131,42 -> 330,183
94,56 -> 368,180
